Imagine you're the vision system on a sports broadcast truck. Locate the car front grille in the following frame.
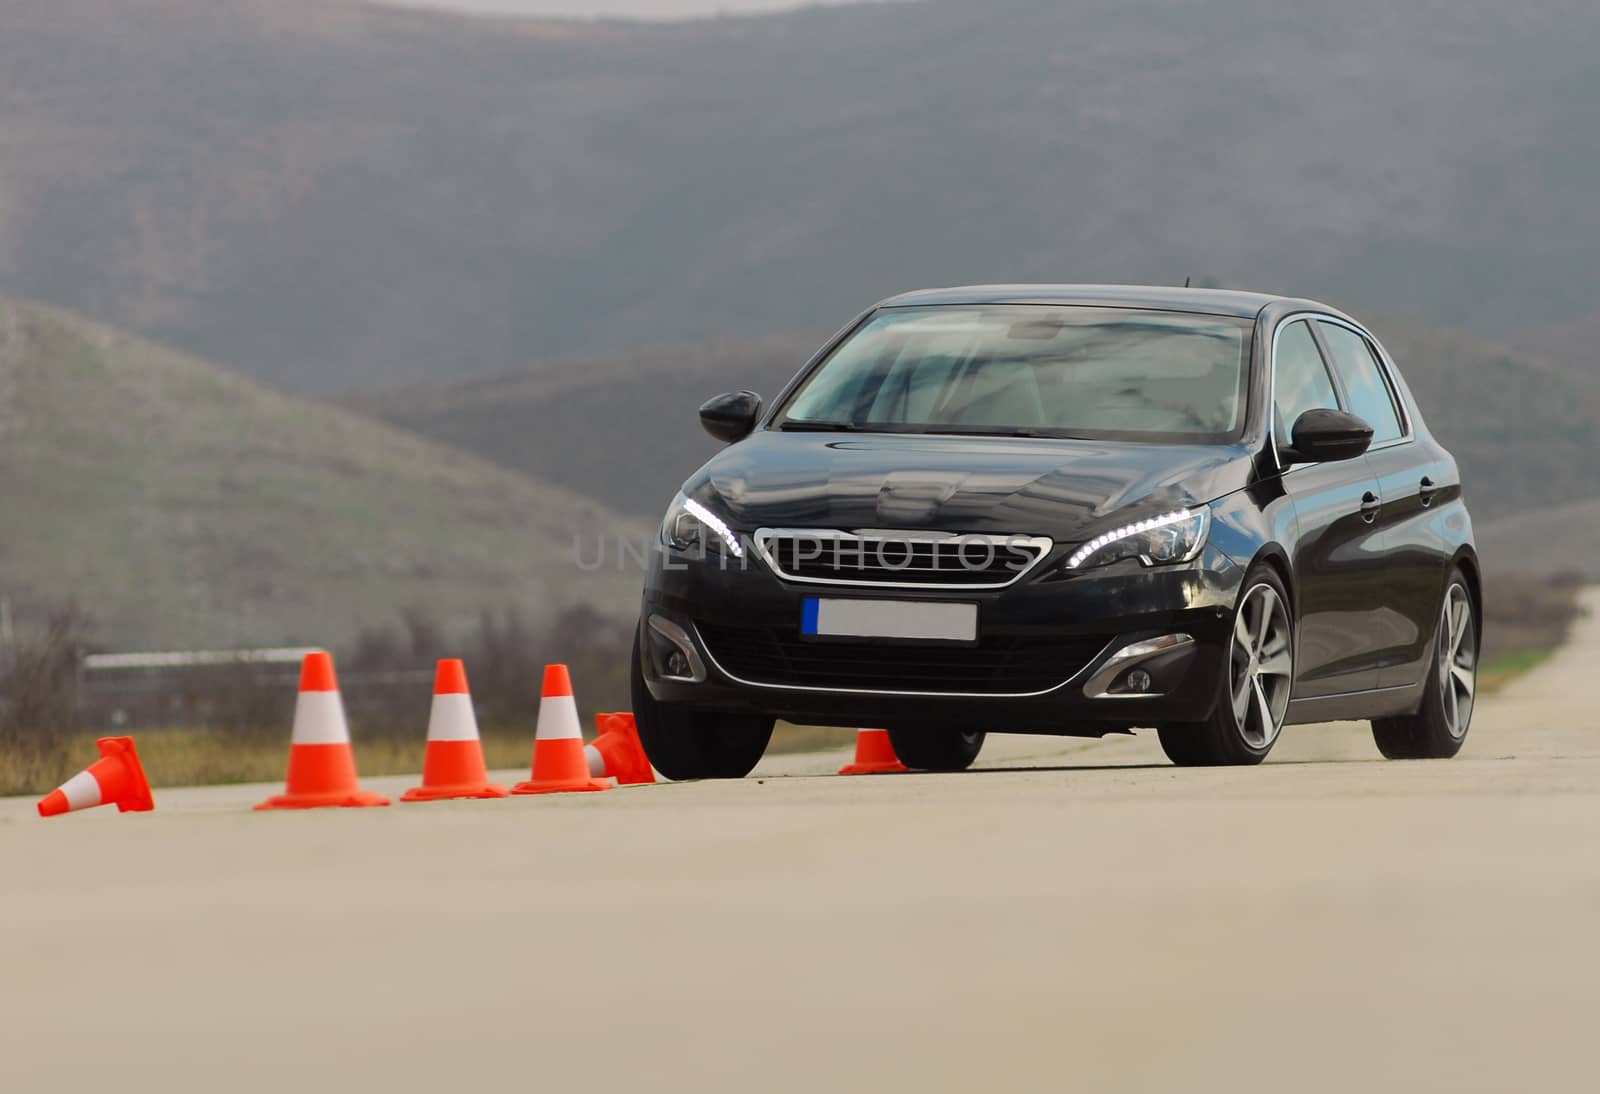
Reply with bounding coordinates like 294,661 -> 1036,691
753,529 -> 1051,588
695,621 -> 1108,696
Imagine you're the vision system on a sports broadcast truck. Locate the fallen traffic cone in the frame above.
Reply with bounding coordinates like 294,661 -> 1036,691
512,664 -> 613,795
37,736 -> 154,817
402,659 -> 508,802
838,728 -> 908,775
255,651 -> 390,810
585,712 -> 656,786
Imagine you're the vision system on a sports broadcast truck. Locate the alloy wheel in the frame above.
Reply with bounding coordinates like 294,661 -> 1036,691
1230,583 -> 1293,749
1438,583 -> 1477,738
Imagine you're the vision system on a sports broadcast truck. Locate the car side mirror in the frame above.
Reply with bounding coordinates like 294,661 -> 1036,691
699,390 -> 763,444
1285,408 -> 1374,464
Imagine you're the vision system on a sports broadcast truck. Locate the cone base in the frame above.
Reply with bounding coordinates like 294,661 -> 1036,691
254,789 -> 392,810
510,777 -> 613,795
400,783 -> 510,802
838,760 -> 909,775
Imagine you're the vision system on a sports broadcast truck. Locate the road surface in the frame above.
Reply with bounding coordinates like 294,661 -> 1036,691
4,589 -> 1598,1093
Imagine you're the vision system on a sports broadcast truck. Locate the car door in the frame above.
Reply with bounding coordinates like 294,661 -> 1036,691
1272,318 -> 1387,697
1314,320 -> 1447,690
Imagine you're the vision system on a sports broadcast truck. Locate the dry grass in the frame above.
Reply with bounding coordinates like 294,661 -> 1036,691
0,727 -> 543,798
3,579 -> 1585,799
2,722 -> 857,798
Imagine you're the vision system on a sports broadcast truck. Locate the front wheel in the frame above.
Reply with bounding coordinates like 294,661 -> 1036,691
886,728 -> 986,771
1159,565 -> 1295,767
630,631 -> 774,780
1372,570 -> 1476,759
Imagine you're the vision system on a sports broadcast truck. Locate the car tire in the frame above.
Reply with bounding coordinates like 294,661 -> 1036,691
1158,564 -> 1295,767
886,728 -> 986,771
630,630 -> 774,780
1372,569 -> 1476,760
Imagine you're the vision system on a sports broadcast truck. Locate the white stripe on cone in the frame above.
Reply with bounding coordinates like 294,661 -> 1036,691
59,770 -> 103,811
290,690 -> 351,745
426,693 -> 480,742
536,694 -> 583,741
586,743 -> 605,778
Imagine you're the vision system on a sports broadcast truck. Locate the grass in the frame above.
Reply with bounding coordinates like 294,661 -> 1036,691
2,721 -> 860,799
4,578 -> 1586,800
1476,649 -> 1556,695
0,728 -> 537,799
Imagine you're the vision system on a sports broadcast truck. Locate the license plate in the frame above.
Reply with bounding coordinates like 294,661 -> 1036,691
801,597 -> 977,642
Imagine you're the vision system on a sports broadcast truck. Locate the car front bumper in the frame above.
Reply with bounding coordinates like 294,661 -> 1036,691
638,543 -> 1244,735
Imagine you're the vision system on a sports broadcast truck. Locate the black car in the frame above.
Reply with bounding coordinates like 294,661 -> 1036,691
632,285 -> 1480,778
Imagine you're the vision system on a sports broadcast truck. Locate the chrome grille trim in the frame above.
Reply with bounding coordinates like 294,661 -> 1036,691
693,622 -> 1114,699
752,528 -> 1053,590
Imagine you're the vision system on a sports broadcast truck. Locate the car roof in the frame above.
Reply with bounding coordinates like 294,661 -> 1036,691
876,284 -> 1322,320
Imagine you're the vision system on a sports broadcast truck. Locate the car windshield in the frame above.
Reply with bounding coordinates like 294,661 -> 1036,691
778,306 -> 1252,441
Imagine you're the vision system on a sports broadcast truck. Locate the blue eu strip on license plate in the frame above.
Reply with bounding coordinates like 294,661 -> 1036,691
801,597 -> 977,642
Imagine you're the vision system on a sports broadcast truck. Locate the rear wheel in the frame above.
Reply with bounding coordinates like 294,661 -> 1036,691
630,631 -> 774,780
887,728 -> 986,771
1159,565 -> 1294,766
1372,571 -> 1476,760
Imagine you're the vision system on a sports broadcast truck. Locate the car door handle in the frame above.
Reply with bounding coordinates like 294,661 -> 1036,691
1360,491 -> 1381,523
1419,476 -> 1437,507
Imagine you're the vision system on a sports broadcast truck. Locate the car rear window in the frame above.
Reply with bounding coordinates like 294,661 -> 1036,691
1317,322 -> 1405,444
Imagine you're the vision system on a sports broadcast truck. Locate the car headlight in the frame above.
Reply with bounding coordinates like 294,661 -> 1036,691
660,492 -> 745,559
1065,508 -> 1210,571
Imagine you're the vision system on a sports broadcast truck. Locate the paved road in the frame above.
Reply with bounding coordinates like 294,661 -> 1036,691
5,590 -> 1598,1093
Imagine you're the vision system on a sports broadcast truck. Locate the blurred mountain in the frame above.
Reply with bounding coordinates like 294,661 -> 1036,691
357,316 -> 1600,525
2,0 -> 1598,392
1523,312 -> 1600,390
1363,317 -> 1600,523
1477,498 -> 1600,579
353,332 -> 822,517
0,298 -> 641,650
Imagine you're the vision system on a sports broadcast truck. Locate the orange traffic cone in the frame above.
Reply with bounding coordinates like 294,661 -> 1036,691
838,728 -> 908,775
402,659 -> 508,802
37,736 -> 154,817
585,712 -> 656,786
255,651 -> 390,810
511,665 -> 613,795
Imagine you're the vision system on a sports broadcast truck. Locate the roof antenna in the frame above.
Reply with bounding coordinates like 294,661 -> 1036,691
1184,276 -> 1192,288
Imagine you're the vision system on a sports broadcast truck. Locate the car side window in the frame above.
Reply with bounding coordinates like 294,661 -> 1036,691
1273,319 -> 1341,445
1317,322 -> 1404,444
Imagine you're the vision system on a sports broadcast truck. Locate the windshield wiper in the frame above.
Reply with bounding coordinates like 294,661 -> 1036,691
923,426 -> 1048,438
779,419 -> 864,432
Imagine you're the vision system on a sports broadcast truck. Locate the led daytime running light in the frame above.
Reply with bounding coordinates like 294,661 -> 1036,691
682,497 -> 745,558
1066,509 -> 1205,570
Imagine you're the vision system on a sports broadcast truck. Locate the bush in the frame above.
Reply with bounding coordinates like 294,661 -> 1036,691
0,603 -> 93,795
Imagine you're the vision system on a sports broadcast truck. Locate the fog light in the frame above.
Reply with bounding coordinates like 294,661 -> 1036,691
1083,633 -> 1195,700
646,614 -> 708,684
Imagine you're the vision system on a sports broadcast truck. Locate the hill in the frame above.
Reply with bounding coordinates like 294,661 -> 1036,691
1523,312 -> 1600,391
357,315 -> 1600,524
1476,499 -> 1600,579
0,299 -> 641,650
2,0 -> 1599,392
355,333 -> 823,517
1361,317 -> 1600,523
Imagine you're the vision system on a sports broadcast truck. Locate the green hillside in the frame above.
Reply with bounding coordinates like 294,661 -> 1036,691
360,315 -> 1600,525
0,299 -> 641,650
2,0 -> 1599,392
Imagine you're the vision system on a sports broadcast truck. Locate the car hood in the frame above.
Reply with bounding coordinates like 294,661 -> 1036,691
689,430 -> 1256,541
